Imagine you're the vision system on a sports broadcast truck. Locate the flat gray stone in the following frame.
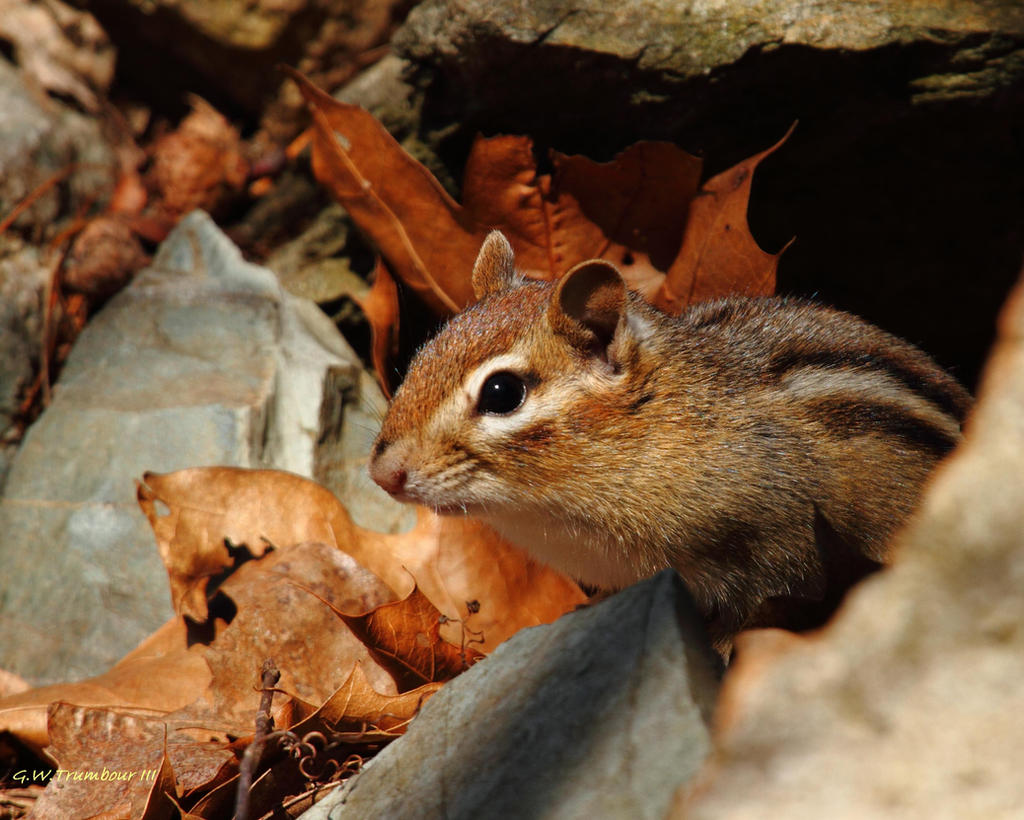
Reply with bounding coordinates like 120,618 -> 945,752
0,211 -> 401,684
306,571 -> 721,820
397,0 -> 1024,102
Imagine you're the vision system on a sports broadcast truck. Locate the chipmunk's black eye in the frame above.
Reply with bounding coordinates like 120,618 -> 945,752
477,371 -> 527,415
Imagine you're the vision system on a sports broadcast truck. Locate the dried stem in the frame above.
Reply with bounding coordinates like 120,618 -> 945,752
234,659 -> 281,820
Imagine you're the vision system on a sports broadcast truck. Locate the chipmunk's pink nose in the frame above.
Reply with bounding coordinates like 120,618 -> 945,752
374,465 -> 407,496
369,443 -> 409,497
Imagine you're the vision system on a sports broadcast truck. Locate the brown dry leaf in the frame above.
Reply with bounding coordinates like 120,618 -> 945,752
287,67 -> 467,313
63,215 -> 149,300
338,588 -> 483,691
140,468 -> 585,654
302,662 -> 441,734
0,540 -> 396,771
0,618 -> 210,755
140,753 -> 178,820
1,468 -> 581,804
287,69 -> 783,327
137,469 -> 347,622
654,124 -> 797,313
147,95 -> 248,221
356,258 -> 400,396
28,705 -> 179,820
164,540 -> 398,739
361,510 -> 588,653
137,473 -> 240,623
538,141 -> 702,296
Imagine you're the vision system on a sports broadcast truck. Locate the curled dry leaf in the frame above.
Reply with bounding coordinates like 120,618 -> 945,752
0,467 -> 579,799
653,124 -> 797,313
63,215 -> 149,300
0,540 -> 398,771
338,587 -> 484,691
136,468 -> 337,622
141,753 -> 178,820
1,472 -> 582,809
147,95 -> 249,221
166,540 -> 399,739
293,662 -> 442,737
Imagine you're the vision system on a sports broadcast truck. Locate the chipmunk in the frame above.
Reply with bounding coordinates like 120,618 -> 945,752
369,232 -> 971,650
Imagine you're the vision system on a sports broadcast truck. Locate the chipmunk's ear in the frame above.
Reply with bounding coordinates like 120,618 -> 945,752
549,259 -> 627,359
472,231 -> 517,300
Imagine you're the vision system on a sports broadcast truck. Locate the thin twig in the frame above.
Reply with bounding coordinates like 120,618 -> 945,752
234,659 -> 281,820
39,242 -> 71,408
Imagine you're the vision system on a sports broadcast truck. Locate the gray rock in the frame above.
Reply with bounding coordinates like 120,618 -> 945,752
0,211 -> 404,684
396,0 -> 1024,134
0,238 -> 47,490
77,0 -> 407,113
0,0 -> 115,112
680,270 -> 1024,818
0,56 -> 113,233
315,366 -> 414,536
305,571 -> 721,820
0,50 -> 115,487
337,54 -> 419,139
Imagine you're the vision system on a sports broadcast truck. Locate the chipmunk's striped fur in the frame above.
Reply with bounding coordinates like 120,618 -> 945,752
371,232 -> 971,649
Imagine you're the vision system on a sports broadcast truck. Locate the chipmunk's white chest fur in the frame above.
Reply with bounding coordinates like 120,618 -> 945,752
478,508 -> 645,589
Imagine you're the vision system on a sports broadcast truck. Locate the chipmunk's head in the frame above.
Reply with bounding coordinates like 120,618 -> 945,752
369,231 -> 649,532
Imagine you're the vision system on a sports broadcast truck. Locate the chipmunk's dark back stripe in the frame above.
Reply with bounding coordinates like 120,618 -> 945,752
802,397 -> 960,457
687,300 -> 746,330
767,347 -> 970,423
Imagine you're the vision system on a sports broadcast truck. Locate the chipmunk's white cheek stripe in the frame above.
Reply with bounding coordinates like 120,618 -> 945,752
476,395 -> 549,438
422,351 -> 532,441
462,352 -> 531,402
